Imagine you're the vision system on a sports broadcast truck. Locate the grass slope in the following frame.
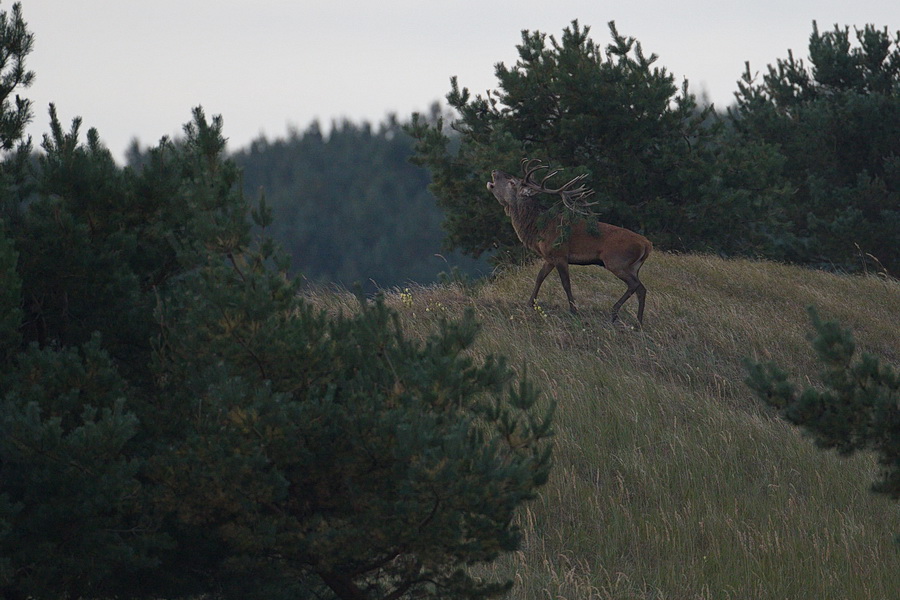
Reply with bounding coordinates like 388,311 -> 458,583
315,252 -> 900,600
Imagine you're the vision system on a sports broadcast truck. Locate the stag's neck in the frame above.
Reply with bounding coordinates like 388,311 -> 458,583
507,198 -> 553,251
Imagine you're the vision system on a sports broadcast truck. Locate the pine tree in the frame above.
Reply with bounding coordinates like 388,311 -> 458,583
730,22 -> 900,272
0,1 -> 32,151
148,217 -> 553,599
0,5 -> 552,598
745,307 -> 900,502
0,336 -> 156,599
407,20 -> 749,261
1,101 -> 253,599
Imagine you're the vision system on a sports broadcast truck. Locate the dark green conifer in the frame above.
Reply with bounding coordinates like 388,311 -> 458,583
730,22 -> 900,272
407,20 -> 791,263
746,307 -> 900,501
0,5 -> 551,598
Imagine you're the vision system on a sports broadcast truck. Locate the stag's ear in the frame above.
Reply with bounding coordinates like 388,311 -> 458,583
520,186 -> 539,198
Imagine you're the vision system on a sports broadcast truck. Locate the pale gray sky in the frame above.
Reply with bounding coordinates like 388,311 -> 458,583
20,0 -> 900,162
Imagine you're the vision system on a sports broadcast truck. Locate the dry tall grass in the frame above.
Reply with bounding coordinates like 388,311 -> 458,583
310,252 -> 900,600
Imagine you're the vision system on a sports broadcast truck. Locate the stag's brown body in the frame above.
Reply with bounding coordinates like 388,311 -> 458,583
487,161 -> 652,327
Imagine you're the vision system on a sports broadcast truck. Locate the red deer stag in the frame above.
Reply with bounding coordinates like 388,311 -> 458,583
487,159 -> 652,327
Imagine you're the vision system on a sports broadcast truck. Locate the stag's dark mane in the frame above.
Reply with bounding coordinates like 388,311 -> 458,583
505,191 -> 552,251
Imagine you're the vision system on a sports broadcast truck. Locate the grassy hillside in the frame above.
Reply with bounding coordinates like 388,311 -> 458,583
311,252 -> 900,600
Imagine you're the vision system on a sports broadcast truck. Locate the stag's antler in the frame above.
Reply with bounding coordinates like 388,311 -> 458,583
521,158 -> 551,185
520,158 -> 598,215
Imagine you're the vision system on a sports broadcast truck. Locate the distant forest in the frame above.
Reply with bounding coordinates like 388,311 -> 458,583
229,111 -> 488,291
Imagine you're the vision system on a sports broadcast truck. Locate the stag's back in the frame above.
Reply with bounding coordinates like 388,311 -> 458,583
508,198 -> 651,269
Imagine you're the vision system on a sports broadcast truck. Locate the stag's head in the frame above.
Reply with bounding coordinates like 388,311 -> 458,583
487,159 -> 595,213
486,169 -> 532,210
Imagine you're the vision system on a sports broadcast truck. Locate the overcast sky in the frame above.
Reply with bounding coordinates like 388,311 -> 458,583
20,0 -> 900,162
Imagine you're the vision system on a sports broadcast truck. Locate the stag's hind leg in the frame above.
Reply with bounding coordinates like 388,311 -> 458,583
610,273 -> 646,329
635,280 -> 647,325
556,262 -> 578,313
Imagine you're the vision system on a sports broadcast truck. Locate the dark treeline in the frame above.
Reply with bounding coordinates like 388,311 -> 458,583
231,114 -> 487,291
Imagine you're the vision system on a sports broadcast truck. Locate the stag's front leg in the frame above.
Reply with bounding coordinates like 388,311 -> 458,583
530,261 -> 555,309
